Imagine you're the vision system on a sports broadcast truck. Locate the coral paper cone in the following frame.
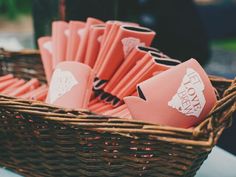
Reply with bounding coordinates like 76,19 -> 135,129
46,62 -> 94,109
94,104 -> 113,114
117,53 -> 181,100
2,79 -> 25,95
124,59 -> 217,128
66,21 -> 86,60
104,46 -> 158,93
96,25 -> 155,83
0,78 -> 18,92
9,78 -> 40,97
20,84 -> 47,99
0,74 -> 14,83
93,21 -> 122,73
75,17 -> 104,62
38,36 -> 53,83
111,52 -> 153,97
84,24 -> 105,68
52,21 -> 68,68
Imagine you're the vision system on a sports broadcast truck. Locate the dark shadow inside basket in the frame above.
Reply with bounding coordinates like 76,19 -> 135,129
122,26 -> 153,33
137,86 -> 146,101
137,46 -> 159,53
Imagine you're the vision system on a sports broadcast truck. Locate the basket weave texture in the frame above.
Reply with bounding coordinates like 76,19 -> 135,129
0,49 -> 235,177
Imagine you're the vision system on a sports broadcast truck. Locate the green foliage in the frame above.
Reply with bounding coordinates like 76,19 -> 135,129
0,0 -> 32,20
212,38 -> 236,51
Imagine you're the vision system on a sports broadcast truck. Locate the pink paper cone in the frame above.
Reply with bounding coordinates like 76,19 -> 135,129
46,61 -> 94,109
84,24 -> 105,68
75,17 -> 104,62
124,59 -> 217,128
104,46 -> 159,93
96,25 -> 156,84
2,79 -> 25,95
38,36 -> 53,83
9,78 -> 40,97
52,21 -> 68,68
66,21 -> 86,60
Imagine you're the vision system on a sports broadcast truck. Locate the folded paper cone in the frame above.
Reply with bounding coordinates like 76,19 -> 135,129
88,100 -> 106,111
111,52 -> 154,97
93,21 -> 121,72
66,21 -> 86,60
52,21 -> 68,68
0,74 -> 14,83
92,103 -> 113,113
124,59 -> 217,128
116,52 -> 181,100
38,36 -> 53,83
104,46 -> 159,93
36,89 -> 48,101
96,25 -> 156,83
0,78 -> 18,92
75,17 -> 104,62
9,78 -> 40,97
94,21 -> 140,73
20,84 -> 47,100
100,20 -> 139,47
46,61 -> 94,109
2,79 -> 25,95
84,24 -> 105,68
88,98 -> 100,107
99,21 -> 115,47
114,108 -> 132,118
110,104 -> 127,115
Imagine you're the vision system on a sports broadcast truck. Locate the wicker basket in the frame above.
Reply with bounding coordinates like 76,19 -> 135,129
0,49 -> 235,177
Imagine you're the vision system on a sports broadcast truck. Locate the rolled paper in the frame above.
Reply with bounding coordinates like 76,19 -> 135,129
2,79 -> 25,95
92,103 -> 113,113
111,52 -> 154,97
0,78 -> 18,92
46,61 -> 94,109
114,108 -> 132,119
84,24 -> 105,68
9,78 -> 40,97
89,92 -> 96,101
0,74 -> 14,83
124,59 -> 217,128
96,25 -> 156,85
66,21 -> 86,60
103,104 -> 127,116
52,21 -> 68,68
38,36 -> 53,83
99,21 -> 115,47
20,84 -> 47,100
88,101 -> 106,111
88,98 -> 100,107
104,45 -> 159,93
100,20 -> 139,48
117,53 -> 181,100
75,17 -> 104,63
36,89 -> 48,101
93,21 -> 122,73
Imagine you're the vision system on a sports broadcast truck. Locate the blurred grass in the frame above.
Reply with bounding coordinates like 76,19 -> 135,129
0,0 -> 32,20
212,38 -> 236,51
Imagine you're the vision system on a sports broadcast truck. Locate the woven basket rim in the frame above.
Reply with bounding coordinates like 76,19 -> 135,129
0,90 -> 233,148
0,49 -> 235,148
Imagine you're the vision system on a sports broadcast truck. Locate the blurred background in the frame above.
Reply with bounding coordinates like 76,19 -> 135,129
0,0 -> 235,154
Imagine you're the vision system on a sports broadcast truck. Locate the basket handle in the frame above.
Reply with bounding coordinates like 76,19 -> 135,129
194,77 -> 236,136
